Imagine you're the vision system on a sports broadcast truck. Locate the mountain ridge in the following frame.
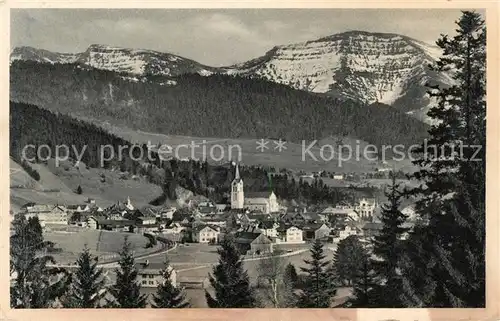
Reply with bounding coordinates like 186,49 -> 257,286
11,30 -> 451,120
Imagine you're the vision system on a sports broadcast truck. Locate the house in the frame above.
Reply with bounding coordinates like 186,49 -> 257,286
104,203 -> 128,220
139,207 -> 159,218
87,216 -> 135,232
198,201 -> 215,208
159,207 -> 176,219
277,224 -> 304,244
135,260 -> 176,288
333,174 -> 344,180
281,211 -> 325,225
337,221 -> 360,240
335,201 -> 353,210
22,204 -> 68,226
322,207 -> 359,221
234,232 -> 273,255
135,216 -> 159,233
302,212 -> 327,223
257,220 -> 279,238
162,222 -> 185,234
192,225 -> 220,243
215,204 -> 230,213
355,198 -> 377,219
281,212 -> 306,225
302,223 -> 331,240
196,205 -> 217,216
136,216 -> 156,225
178,276 -> 210,289
68,210 -> 94,226
67,204 -> 91,213
195,214 -> 227,228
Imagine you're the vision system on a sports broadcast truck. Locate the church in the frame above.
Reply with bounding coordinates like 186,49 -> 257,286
231,164 -> 279,214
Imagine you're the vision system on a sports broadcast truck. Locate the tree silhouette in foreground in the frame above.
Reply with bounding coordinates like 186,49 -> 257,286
205,237 -> 256,308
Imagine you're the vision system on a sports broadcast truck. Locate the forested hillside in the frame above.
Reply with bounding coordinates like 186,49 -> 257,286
10,102 -> 360,205
10,61 -> 429,148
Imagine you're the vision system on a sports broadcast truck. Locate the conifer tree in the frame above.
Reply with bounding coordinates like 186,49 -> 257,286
347,253 -> 379,308
151,257 -> 190,308
63,246 -> 106,308
10,214 -> 71,308
284,263 -> 298,288
296,239 -> 336,308
371,173 -> 408,307
108,237 -> 147,308
205,237 -> 256,308
402,11 -> 486,307
332,235 -> 367,286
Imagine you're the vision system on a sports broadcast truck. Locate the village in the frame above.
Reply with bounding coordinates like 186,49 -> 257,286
13,164 -> 418,301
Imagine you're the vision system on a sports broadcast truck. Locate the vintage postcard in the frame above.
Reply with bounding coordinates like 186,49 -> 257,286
1,1 -> 499,321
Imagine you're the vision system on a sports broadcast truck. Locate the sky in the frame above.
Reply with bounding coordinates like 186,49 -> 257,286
11,9 -> 474,66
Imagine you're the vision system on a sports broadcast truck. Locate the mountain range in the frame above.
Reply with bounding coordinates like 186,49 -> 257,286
11,30 -> 451,119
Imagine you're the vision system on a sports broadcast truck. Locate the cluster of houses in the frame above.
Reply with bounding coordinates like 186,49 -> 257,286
181,198 -> 385,255
16,166 -> 419,259
17,197 -> 176,232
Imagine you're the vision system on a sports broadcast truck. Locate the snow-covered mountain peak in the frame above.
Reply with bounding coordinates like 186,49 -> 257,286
224,30 -> 450,117
11,44 -> 216,77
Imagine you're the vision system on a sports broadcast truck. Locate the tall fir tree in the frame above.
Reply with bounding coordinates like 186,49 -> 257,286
296,239 -> 336,308
371,173 -> 408,307
205,237 -> 256,308
151,257 -> 190,308
347,252 -> 379,308
10,214 -> 71,308
63,246 -> 106,308
284,263 -> 298,288
402,11 -> 486,307
332,235 -> 367,286
108,237 -> 147,308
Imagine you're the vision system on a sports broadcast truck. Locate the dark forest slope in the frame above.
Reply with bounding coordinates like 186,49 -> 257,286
10,61 -> 429,148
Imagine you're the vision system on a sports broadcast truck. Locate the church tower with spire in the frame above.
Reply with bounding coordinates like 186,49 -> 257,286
231,164 -> 244,209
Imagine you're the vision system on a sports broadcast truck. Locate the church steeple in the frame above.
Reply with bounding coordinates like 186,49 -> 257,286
235,163 -> 241,181
231,163 -> 244,209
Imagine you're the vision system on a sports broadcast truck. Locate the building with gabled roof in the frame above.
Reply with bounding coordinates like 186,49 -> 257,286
276,224 -> 304,244
192,224 -> 220,243
134,260 -> 176,288
302,223 -> 331,240
21,204 -> 68,226
234,231 -> 273,255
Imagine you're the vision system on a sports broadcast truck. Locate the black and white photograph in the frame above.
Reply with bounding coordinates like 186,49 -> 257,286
6,5 -> 493,314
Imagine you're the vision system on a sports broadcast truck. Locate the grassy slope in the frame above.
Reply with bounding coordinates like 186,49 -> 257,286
10,157 -> 163,212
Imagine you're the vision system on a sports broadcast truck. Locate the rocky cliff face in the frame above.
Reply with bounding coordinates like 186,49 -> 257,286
11,44 -> 216,77
225,31 -> 452,118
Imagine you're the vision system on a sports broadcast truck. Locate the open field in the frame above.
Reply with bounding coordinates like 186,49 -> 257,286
103,123 -> 417,174
44,229 -> 151,264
